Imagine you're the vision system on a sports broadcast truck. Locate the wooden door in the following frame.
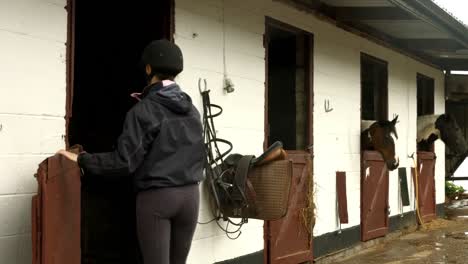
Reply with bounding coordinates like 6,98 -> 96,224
361,151 -> 389,242
264,17 -> 314,264
32,154 -> 81,264
414,151 -> 437,223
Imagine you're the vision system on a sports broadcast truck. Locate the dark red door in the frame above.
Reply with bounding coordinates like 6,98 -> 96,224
264,18 -> 314,263
361,151 -> 389,242
32,154 -> 81,264
265,152 -> 313,264
414,151 -> 437,223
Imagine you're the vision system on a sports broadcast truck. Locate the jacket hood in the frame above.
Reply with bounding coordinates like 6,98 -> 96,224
144,82 -> 192,114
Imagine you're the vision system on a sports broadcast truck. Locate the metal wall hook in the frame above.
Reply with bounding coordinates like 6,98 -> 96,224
324,99 -> 334,113
198,78 -> 208,94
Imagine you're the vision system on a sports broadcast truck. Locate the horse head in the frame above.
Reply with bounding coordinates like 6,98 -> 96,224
362,115 -> 400,171
417,114 -> 468,155
435,114 -> 468,155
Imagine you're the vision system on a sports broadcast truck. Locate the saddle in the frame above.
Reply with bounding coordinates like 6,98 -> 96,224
199,80 -> 292,228
215,141 -> 292,220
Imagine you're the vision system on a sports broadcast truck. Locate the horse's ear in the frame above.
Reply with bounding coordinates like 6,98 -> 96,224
391,115 -> 399,125
444,113 -> 452,121
392,127 -> 399,139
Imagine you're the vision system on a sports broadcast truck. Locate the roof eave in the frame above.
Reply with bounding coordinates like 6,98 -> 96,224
389,0 -> 468,48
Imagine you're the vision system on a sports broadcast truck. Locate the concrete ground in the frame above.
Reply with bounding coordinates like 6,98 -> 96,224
331,200 -> 468,264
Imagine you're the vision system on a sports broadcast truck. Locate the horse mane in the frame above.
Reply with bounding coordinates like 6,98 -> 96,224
417,114 -> 442,142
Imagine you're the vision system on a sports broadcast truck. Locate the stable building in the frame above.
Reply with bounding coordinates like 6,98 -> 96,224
1,0 -> 468,263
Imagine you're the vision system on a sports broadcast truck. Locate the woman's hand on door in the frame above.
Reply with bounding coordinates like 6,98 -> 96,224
56,149 -> 78,162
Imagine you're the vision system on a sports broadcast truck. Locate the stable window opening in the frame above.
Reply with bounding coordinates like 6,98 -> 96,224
417,73 -> 435,152
417,73 -> 435,117
361,53 -> 388,121
266,22 -> 312,151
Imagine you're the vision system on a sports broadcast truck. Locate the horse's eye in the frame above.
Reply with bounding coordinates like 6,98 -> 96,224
385,135 -> 394,144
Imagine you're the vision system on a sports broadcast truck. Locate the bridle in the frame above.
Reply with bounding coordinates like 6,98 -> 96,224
198,78 -> 248,240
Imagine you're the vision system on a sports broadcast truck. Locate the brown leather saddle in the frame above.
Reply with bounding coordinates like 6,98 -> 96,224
216,141 -> 292,220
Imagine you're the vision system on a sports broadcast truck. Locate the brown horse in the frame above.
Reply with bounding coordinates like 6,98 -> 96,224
361,116 -> 400,171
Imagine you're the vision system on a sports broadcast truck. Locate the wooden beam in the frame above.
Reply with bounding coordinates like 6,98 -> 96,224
395,39 -> 464,51
288,0 -> 324,10
336,7 -> 417,21
343,21 -> 397,44
437,58 -> 468,71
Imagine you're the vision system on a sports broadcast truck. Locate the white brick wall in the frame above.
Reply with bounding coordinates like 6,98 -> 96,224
175,1 -> 266,262
175,0 -> 445,262
0,0 -> 67,263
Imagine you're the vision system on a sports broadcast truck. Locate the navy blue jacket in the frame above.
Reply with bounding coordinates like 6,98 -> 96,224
77,81 -> 205,191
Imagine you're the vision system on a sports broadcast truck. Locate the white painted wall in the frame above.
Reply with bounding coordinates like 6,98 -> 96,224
174,0 -> 445,262
0,0 -> 67,263
174,1 -> 266,263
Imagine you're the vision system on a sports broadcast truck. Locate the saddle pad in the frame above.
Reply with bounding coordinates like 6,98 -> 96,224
246,159 -> 292,220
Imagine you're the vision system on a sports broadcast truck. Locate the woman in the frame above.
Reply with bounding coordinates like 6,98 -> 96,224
58,39 -> 205,264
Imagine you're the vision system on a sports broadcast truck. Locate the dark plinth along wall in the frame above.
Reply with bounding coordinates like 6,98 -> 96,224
313,205 -> 445,259
214,204 -> 445,263
214,251 -> 263,264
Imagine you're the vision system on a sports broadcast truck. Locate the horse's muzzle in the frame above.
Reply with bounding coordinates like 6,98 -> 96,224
387,157 -> 399,171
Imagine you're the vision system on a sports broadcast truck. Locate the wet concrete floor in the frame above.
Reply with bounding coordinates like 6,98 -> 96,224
336,203 -> 468,264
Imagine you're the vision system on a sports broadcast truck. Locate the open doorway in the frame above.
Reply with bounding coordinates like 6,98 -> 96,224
360,53 -> 390,242
66,1 -> 173,263
265,22 -> 311,150
416,73 -> 435,152
264,18 -> 314,264
360,53 -> 388,122
415,73 -> 437,222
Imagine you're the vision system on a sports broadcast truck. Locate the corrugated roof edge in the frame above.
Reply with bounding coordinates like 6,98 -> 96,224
389,0 -> 468,48
431,0 -> 468,28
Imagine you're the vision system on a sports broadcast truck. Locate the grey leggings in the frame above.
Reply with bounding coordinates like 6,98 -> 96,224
136,184 -> 199,264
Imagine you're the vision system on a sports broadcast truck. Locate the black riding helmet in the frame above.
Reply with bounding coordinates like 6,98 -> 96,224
141,39 -> 184,79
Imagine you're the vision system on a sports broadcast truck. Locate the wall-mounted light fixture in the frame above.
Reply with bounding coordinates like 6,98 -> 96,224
224,77 -> 235,93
